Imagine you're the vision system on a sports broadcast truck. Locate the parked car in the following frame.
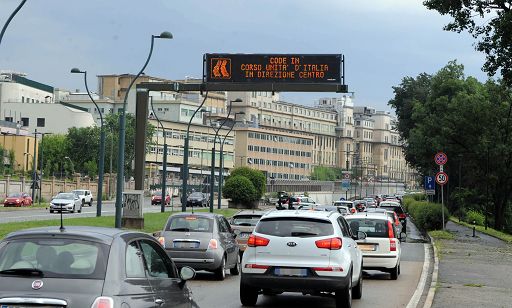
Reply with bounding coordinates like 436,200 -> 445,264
158,213 -> 240,280
229,210 -> 267,254
151,191 -> 171,205
186,192 -> 207,207
346,213 -> 402,280
379,202 -> 407,232
0,226 -> 196,307
288,195 -> 316,209
49,192 -> 82,213
71,189 -> 93,206
3,192 -> 32,207
240,210 -> 366,307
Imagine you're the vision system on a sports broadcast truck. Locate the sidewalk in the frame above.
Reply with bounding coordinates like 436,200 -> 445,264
431,221 -> 512,308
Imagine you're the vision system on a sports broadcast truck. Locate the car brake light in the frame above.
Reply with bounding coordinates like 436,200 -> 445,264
350,208 -> 356,214
247,234 -> 270,247
91,297 -> 113,308
158,236 -> 165,248
399,213 -> 406,219
208,239 -> 218,249
313,266 -> 343,272
315,237 -> 342,250
245,264 -> 270,269
390,238 -> 397,251
387,220 -> 394,238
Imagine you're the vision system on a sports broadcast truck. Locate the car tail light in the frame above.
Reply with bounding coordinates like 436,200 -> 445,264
350,208 -> 356,214
91,297 -> 113,308
399,213 -> 406,219
247,234 -> 270,247
390,238 -> 397,251
158,237 -> 165,248
208,239 -> 218,249
387,220 -> 394,238
245,264 -> 270,269
315,237 -> 342,250
313,266 -> 343,272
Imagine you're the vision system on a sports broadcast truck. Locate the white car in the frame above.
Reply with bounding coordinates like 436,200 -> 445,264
240,210 -> 366,307
72,189 -> 93,206
345,213 -> 401,280
49,192 -> 82,213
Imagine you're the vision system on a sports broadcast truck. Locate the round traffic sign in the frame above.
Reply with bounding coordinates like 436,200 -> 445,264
434,152 -> 448,165
435,172 -> 448,185
344,173 -> 351,179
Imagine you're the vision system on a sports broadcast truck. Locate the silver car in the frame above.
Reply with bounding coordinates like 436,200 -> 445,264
49,193 -> 82,213
159,213 -> 240,280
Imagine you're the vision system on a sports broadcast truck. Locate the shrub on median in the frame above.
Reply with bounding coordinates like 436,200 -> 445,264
465,209 -> 485,226
407,200 -> 449,231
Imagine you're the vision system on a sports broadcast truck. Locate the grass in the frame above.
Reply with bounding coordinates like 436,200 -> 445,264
0,208 -> 238,240
449,216 -> 512,244
429,230 -> 455,240
463,283 -> 484,287
0,203 -> 50,211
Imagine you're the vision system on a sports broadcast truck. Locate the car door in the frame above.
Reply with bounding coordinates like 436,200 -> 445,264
139,239 -> 192,308
338,217 -> 361,279
218,217 -> 237,267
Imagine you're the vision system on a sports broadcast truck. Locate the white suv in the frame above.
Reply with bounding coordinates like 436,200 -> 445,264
72,189 -> 93,206
240,210 -> 365,308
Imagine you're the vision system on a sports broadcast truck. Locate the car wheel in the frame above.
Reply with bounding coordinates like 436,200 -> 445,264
352,266 -> 363,300
70,205 -> 75,213
240,279 -> 259,306
78,204 -> 82,213
89,198 -> 93,206
214,257 -> 226,280
398,263 -> 401,276
82,200 -> 85,208
230,253 -> 241,275
335,268 -> 352,308
390,263 -> 399,280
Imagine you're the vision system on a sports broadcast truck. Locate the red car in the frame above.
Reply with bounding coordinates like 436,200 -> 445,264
3,192 -> 33,207
151,191 -> 170,205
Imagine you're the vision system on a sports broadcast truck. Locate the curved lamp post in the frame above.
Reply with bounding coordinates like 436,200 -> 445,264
218,111 -> 244,209
0,0 -> 27,48
71,68 -> 105,217
114,31 -> 172,228
150,96 -> 167,213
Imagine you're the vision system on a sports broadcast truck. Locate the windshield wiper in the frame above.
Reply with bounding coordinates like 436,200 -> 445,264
170,228 -> 191,232
0,268 -> 44,277
290,231 -> 319,237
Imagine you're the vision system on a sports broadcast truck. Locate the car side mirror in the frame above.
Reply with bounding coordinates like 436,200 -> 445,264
355,231 -> 366,240
180,266 -> 195,281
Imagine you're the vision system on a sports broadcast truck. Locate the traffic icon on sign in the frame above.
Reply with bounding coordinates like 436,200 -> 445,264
434,152 -> 448,165
435,172 -> 448,185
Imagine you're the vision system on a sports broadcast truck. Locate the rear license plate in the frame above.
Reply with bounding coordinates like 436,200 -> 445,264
173,241 -> 199,248
1,306 -> 58,308
240,232 -> 250,238
359,244 -> 376,251
274,268 -> 307,277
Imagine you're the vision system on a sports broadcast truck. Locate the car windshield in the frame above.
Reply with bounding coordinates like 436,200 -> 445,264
232,215 -> 262,226
256,217 -> 334,237
347,218 -> 390,238
153,192 -> 162,196
189,192 -> 203,198
55,193 -> 75,200
72,190 -> 84,195
166,216 -> 213,232
380,205 -> 405,215
7,193 -> 22,198
0,238 -> 109,279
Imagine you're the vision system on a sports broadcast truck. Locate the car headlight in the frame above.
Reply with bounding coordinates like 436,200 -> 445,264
15,199 -> 20,202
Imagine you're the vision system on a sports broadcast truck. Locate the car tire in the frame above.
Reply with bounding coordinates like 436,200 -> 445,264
78,205 -> 82,213
335,268 -> 352,308
352,266 -> 363,300
214,257 -> 226,281
240,279 -> 259,306
82,200 -> 85,208
89,199 -> 93,206
390,263 -> 399,280
398,263 -> 401,276
70,205 -> 75,213
230,253 -> 241,275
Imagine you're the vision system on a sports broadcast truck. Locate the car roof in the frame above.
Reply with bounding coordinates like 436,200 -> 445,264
262,209 -> 338,220
380,202 -> 401,206
345,213 -> 390,220
234,210 -> 267,216
3,226 -> 146,245
169,212 -> 220,218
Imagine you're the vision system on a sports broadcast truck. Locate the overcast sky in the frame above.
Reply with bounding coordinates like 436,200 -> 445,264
0,0 -> 487,112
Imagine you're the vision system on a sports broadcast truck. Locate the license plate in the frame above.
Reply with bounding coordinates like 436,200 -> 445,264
359,244 -> 376,251
1,306 -> 57,308
274,268 -> 307,277
173,241 -> 199,248
240,233 -> 250,238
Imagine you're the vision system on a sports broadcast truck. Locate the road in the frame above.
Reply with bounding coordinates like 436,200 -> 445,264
187,219 -> 427,308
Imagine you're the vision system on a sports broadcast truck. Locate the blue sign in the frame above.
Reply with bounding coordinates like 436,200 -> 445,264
425,176 -> 435,190
341,179 -> 351,191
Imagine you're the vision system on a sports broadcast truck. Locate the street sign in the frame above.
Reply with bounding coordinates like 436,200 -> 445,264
341,179 -> 351,191
343,173 -> 351,179
426,190 -> 435,195
424,176 -> 435,190
435,172 -> 449,185
434,152 -> 448,165
204,54 -> 342,84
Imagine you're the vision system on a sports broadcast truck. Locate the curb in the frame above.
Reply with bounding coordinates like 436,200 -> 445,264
406,243 -> 431,308
423,235 -> 439,308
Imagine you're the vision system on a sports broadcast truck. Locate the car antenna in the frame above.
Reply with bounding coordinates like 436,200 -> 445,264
59,207 -> 65,232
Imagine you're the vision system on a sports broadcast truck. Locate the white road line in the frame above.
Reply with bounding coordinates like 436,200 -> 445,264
406,243 -> 431,308
423,236 -> 439,308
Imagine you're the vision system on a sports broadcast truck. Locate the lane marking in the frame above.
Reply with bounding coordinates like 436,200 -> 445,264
423,236 -> 439,308
406,243 -> 431,308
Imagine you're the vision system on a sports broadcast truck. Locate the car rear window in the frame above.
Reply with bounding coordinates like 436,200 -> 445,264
347,218 -> 390,238
166,216 -> 213,232
0,238 -> 109,279
232,215 -> 262,226
380,205 -> 404,214
255,217 -> 334,237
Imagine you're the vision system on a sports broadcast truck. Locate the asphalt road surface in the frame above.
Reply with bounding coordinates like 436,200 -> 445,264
188,219 -> 426,308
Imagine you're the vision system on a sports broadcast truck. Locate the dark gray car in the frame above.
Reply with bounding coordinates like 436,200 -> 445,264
186,192 -> 207,207
0,226 -> 196,308
159,213 -> 240,280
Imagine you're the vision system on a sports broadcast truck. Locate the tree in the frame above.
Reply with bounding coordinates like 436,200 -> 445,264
223,176 -> 257,204
228,167 -> 266,200
66,126 -> 100,175
40,134 -> 68,177
424,1 -> 512,85
310,166 -> 338,181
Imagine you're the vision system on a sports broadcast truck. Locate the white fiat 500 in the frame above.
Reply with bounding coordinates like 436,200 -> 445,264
345,213 -> 402,280
240,210 -> 366,308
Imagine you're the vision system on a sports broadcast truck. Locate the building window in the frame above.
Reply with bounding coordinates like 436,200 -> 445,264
21,117 -> 29,127
4,117 -> 13,122
22,96 -> 24,103
37,118 -> 45,127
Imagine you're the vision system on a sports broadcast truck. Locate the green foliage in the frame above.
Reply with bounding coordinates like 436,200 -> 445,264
229,167 -> 266,200
429,230 -> 455,240
465,209 -> 485,226
408,200 -> 449,231
83,160 -> 98,178
222,175 -> 257,204
310,166 -> 339,180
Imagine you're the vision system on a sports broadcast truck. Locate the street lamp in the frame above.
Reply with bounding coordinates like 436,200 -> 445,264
0,0 -> 27,49
218,111 -> 245,209
150,96 -> 167,213
71,67 -> 106,217
64,156 -> 74,175
114,31 -> 172,228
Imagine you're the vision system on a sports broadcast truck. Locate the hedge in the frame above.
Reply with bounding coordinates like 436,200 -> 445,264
222,175 -> 257,203
407,200 -> 449,231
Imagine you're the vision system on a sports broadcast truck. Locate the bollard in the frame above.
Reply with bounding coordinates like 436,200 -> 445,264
472,226 -> 476,237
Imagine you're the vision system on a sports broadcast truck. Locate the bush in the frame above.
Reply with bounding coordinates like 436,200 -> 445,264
222,176 -> 257,204
408,200 -> 449,231
228,167 -> 266,200
465,209 -> 485,226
